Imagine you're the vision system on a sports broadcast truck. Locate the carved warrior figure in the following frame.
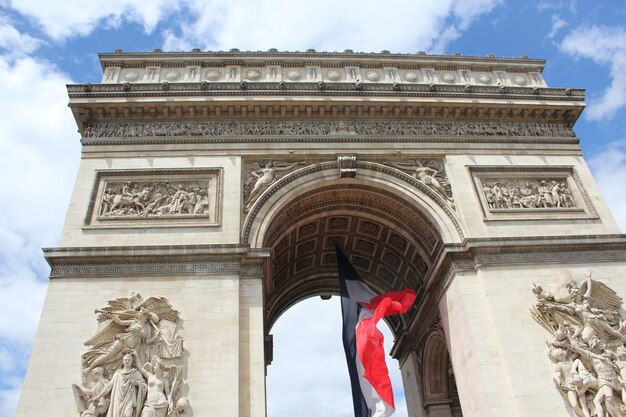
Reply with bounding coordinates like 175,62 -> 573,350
384,159 -> 454,206
243,160 -> 305,212
98,181 -> 210,219
483,178 -> 575,210
74,293 -> 188,417
531,271 -> 626,417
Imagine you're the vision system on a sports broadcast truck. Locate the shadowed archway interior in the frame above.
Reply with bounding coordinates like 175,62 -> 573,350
263,181 -> 444,333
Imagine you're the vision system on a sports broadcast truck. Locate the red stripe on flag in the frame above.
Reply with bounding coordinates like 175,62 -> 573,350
355,288 -> 416,408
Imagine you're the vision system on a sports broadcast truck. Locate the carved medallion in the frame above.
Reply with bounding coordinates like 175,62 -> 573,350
205,69 -> 221,81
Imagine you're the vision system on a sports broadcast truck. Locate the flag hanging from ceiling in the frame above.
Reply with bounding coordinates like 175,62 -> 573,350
336,245 -> 416,417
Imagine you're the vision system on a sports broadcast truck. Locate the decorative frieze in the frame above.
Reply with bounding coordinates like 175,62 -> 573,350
84,120 -> 575,139
102,58 -> 547,89
50,260 -> 241,278
471,166 -> 597,221
85,169 -> 222,228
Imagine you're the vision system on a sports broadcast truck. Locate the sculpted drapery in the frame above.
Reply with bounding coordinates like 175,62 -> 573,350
73,293 -> 188,417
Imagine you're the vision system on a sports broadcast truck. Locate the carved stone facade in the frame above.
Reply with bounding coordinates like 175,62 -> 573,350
84,120 -> 575,139
243,161 -> 306,212
470,166 -> 597,221
100,53 -> 549,90
532,271 -> 626,417
16,50 -> 626,417
383,159 -> 453,205
73,293 -> 189,417
85,169 -> 222,228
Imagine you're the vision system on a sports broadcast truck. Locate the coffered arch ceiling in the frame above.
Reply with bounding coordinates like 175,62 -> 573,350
263,182 -> 444,333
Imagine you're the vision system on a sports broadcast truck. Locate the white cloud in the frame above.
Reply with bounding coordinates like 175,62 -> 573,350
588,139 -> 626,232
0,383 -> 21,417
162,0 -> 500,53
8,0 -> 174,41
547,14 -> 567,39
268,297 -> 407,417
561,25 -> 626,120
0,16 -> 41,56
6,0 -> 499,53
0,50 -> 80,417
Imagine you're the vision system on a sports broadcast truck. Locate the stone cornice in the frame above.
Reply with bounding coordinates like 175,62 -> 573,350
68,82 -> 583,101
68,51 -> 584,135
43,244 -> 271,278
67,82 -> 585,105
67,85 -> 584,135
99,50 -> 546,72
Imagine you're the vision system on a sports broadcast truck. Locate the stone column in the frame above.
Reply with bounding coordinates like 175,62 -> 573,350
239,258 -> 268,417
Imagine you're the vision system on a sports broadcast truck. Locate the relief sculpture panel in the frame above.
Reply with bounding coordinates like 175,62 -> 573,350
383,159 -> 453,206
243,160 -> 305,212
481,178 -> 575,209
471,166 -> 597,221
531,271 -> 626,417
85,169 -> 222,228
84,120 -> 575,140
72,293 -> 189,417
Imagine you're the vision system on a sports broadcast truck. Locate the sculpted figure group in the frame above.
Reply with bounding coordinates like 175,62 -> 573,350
99,181 -> 210,218
243,160 -> 305,211
483,178 -> 575,210
85,120 -> 575,139
73,293 -> 188,417
384,159 -> 454,206
531,271 -> 626,417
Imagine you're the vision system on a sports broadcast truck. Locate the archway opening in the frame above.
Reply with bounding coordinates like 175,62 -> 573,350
266,296 -> 408,417
254,177 -> 463,416
262,181 -> 445,333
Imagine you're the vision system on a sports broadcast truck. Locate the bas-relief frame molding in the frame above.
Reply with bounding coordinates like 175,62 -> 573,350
469,165 -> 598,221
83,168 -> 223,229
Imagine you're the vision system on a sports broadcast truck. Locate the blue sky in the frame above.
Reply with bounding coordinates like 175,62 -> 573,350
1,1 -> 626,416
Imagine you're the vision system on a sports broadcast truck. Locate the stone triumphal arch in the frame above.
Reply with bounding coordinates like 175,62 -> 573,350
16,51 -> 626,417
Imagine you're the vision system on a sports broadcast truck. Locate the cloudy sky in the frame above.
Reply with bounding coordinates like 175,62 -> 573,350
1,1 -> 626,416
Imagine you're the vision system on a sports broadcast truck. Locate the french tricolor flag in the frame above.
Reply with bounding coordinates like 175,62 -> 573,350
336,246 -> 416,417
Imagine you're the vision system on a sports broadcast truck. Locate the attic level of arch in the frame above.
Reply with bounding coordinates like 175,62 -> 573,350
98,49 -> 547,69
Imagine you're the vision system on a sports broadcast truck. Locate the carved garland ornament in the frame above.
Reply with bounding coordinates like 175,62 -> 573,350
84,120 -> 574,139
73,293 -> 189,417
531,271 -> 626,417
